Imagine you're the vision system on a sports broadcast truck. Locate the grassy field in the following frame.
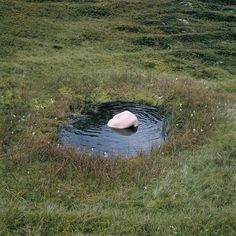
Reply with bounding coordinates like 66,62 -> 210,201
0,0 -> 236,235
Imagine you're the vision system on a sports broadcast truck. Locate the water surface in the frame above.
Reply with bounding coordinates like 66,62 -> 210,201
59,102 -> 167,158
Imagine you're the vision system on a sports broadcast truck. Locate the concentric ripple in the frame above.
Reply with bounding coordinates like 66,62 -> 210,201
59,102 -> 168,158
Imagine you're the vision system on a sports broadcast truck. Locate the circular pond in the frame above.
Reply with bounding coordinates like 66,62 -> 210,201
59,102 -> 168,158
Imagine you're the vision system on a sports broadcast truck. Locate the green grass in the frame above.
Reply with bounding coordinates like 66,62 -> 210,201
0,0 -> 236,235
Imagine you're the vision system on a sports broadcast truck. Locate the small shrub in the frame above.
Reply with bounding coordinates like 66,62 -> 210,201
79,6 -> 112,18
159,26 -> 192,34
116,25 -> 142,33
189,10 -> 236,22
134,36 -> 172,49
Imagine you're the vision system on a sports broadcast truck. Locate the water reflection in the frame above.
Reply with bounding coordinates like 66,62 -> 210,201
111,126 -> 138,136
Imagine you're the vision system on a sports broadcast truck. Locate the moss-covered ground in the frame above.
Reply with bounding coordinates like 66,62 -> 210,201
0,0 -> 236,235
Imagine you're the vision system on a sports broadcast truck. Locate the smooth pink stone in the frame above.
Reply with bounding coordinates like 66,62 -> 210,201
107,111 -> 139,129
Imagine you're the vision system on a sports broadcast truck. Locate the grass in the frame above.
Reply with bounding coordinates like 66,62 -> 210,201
0,0 -> 236,235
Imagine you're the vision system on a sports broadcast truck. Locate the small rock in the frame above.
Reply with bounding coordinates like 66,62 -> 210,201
107,111 -> 139,129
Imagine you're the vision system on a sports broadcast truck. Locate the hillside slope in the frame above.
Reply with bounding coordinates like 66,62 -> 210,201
0,0 -> 235,235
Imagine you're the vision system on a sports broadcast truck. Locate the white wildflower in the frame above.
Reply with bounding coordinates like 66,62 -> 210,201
155,95 -> 163,100
104,152 -> 108,158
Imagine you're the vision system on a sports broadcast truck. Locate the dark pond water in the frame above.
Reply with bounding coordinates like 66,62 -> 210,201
59,102 -> 168,158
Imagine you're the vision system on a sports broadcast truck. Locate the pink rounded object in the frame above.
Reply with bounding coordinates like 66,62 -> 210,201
107,110 -> 139,129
